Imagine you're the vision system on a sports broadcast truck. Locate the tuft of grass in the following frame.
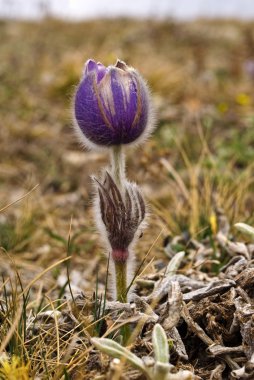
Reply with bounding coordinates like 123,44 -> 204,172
0,355 -> 30,380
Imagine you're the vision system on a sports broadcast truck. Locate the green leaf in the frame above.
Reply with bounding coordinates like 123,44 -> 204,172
152,324 -> 169,364
165,251 -> 185,277
91,338 -> 147,375
234,223 -> 254,239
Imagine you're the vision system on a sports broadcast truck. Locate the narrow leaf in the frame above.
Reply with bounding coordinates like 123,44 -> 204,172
235,223 -> 254,239
165,251 -> 185,277
152,324 -> 169,364
91,338 -> 147,374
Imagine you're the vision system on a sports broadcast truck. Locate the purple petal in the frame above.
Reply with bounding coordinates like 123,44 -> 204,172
75,74 -> 112,145
97,62 -> 107,82
83,59 -> 97,76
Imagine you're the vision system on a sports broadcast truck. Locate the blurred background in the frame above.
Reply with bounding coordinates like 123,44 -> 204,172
1,0 -> 254,287
1,0 -> 254,20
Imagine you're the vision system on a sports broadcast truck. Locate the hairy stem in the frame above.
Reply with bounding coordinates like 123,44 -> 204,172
110,145 -> 128,302
114,261 -> 127,303
114,260 -> 131,344
111,145 -> 125,190
110,146 -> 131,342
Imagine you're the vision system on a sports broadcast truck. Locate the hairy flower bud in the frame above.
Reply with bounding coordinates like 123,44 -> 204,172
94,172 -> 146,261
74,59 -> 153,148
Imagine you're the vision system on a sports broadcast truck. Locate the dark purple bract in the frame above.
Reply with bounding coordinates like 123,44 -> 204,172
74,59 -> 150,147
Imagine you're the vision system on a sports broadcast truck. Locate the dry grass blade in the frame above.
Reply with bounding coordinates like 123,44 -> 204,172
0,184 -> 39,213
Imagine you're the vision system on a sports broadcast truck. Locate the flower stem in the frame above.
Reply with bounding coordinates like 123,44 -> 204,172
111,145 -> 125,190
110,145 -> 128,302
114,261 -> 127,303
110,146 -> 130,343
114,260 -> 130,344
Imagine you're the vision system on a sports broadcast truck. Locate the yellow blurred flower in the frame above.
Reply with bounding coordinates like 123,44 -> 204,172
217,102 -> 229,113
235,93 -> 251,106
0,355 -> 30,380
209,213 -> 217,235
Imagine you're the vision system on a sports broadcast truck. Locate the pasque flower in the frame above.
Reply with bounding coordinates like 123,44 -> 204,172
74,59 -> 153,148
73,58 -> 154,310
94,172 -> 146,303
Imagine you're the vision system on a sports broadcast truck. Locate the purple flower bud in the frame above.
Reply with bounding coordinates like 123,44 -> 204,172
74,59 -> 153,148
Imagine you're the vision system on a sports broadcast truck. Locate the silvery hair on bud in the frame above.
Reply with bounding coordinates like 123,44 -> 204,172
92,172 -> 147,299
